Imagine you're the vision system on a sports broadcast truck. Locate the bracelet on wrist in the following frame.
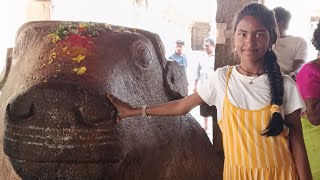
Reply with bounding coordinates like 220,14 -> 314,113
142,105 -> 148,117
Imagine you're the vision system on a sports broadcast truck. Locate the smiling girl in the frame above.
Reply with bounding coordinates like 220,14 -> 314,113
107,3 -> 312,179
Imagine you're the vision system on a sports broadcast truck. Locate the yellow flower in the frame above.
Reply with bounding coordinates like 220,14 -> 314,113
73,66 -> 86,75
48,52 -> 57,64
71,55 -> 85,63
47,33 -> 61,43
79,23 -> 88,29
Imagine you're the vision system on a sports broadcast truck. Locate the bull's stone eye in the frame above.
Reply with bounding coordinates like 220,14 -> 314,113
131,40 -> 152,69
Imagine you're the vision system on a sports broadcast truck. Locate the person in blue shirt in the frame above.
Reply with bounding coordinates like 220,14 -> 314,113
168,40 -> 188,69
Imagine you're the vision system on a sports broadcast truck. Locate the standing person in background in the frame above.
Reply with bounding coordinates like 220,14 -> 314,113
193,37 -> 216,131
107,3 -> 312,179
273,7 -> 308,80
296,20 -> 320,180
168,40 -> 188,70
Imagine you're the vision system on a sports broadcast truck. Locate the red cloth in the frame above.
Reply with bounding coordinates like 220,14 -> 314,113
296,61 -> 320,99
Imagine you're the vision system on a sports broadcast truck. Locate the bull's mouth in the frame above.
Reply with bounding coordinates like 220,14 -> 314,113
9,158 -> 117,179
4,125 -> 122,163
4,83 -> 122,163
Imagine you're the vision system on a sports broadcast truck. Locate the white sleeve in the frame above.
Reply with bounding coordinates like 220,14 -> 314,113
295,38 -> 308,61
283,76 -> 306,115
194,60 -> 200,80
196,69 -> 219,106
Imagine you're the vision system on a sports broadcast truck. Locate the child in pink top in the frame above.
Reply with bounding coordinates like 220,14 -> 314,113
296,20 -> 320,179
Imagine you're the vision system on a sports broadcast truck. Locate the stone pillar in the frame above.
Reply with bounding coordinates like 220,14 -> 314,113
26,0 -> 52,21
213,0 -> 258,164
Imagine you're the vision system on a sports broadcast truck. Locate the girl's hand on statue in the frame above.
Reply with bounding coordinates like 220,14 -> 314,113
107,94 -> 134,123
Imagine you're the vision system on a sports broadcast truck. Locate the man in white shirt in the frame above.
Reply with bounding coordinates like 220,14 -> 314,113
273,7 -> 308,80
193,37 -> 216,131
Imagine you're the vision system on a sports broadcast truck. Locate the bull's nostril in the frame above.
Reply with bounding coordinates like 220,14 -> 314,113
75,98 -> 117,126
7,98 -> 34,120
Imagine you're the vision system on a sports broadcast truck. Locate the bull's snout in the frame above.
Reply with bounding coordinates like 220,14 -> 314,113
6,83 -> 117,127
4,83 -> 121,163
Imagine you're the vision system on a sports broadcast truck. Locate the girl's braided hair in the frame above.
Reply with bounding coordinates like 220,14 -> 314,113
232,3 -> 285,136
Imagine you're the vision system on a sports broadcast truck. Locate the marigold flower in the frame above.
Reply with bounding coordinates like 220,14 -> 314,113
47,33 -> 61,43
71,55 -> 85,63
73,66 -> 86,75
48,52 -> 57,64
79,23 -> 88,29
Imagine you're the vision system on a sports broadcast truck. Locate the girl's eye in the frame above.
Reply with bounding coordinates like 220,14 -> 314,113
238,32 -> 246,37
256,33 -> 265,38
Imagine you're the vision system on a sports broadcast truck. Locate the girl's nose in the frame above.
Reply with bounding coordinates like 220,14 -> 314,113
245,34 -> 257,45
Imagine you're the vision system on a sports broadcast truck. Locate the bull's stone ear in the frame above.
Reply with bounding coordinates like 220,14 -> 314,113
0,48 -> 13,90
163,60 -> 188,99
130,40 -> 152,70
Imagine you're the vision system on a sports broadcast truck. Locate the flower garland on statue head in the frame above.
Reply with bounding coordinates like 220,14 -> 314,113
46,22 -> 99,77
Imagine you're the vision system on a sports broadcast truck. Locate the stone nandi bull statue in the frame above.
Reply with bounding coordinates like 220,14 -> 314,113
0,21 -> 223,179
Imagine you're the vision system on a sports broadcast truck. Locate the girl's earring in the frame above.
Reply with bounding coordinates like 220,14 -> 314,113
234,47 -> 237,52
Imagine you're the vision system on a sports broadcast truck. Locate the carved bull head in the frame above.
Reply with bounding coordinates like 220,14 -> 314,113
0,21 -> 222,179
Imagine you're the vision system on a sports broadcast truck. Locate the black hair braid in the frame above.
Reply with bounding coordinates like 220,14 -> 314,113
262,50 -> 286,136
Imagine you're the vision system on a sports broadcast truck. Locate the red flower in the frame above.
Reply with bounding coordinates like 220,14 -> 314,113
64,34 -> 94,49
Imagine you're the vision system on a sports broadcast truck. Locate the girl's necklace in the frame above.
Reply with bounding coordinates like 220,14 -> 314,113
245,75 -> 259,85
238,65 -> 263,85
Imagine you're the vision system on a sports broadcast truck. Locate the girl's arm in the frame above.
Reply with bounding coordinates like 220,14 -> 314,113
304,98 -> 320,125
107,92 -> 205,122
286,110 -> 312,180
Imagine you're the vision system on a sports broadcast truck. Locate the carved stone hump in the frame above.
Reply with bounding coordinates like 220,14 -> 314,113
0,21 -> 222,179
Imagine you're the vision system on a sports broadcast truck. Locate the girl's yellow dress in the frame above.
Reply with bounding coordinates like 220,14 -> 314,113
219,67 -> 298,179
